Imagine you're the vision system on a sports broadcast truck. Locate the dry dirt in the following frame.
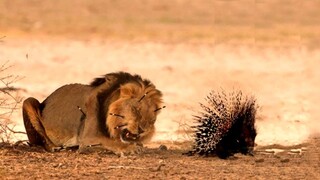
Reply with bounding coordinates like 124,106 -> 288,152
1,139 -> 320,179
1,0 -> 320,179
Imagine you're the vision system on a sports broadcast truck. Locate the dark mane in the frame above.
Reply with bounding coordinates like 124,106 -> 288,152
90,77 -> 106,87
90,71 -> 152,88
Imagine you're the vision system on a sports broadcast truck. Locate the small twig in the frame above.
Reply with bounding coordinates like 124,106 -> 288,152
149,164 -> 165,172
0,61 -> 12,72
6,126 -> 27,134
0,86 -> 25,92
107,165 -> 147,170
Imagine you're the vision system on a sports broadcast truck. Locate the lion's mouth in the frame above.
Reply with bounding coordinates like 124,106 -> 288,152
120,129 -> 140,143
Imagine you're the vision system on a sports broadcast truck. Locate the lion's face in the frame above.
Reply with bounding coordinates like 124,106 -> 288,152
106,83 -> 162,144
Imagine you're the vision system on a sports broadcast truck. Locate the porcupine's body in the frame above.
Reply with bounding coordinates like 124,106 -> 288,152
188,90 -> 257,159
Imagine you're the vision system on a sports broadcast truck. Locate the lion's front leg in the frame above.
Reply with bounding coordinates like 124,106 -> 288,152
113,142 -> 145,157
78,135 -> 144,156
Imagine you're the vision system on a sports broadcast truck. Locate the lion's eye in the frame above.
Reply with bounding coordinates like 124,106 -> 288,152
109,113 -> 125,119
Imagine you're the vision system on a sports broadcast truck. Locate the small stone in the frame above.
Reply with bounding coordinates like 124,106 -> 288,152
280,158 -> 290,163
159,145 -> 168,151
255,158 -> 264,163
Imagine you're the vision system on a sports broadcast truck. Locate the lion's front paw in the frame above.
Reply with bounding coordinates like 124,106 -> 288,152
115,143 -> 145,157
44,143 -> 62,152
134,143 -> 145,154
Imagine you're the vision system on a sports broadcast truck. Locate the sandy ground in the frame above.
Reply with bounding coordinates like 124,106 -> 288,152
1,0 -> 320,178
0,138 -> 319,179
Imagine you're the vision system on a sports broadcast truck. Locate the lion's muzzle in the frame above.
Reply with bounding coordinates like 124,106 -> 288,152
120,129 -> 140,143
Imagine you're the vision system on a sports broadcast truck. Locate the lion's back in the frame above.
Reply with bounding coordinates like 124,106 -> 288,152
41,84 -> 92,146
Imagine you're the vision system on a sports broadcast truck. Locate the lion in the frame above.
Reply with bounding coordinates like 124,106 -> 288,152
22,72 -> 163,155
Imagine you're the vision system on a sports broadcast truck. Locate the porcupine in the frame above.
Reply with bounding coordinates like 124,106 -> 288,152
187,90 -> 258,159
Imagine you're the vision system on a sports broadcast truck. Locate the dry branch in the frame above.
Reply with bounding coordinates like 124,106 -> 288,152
0,61 -> 24,142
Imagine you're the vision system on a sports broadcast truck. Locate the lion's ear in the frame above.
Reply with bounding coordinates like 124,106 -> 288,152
119,83 -> 139,98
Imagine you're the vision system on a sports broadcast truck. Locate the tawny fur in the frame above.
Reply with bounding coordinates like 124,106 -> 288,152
22,72 -> 163,155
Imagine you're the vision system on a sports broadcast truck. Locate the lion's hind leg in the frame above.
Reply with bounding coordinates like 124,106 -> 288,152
22,97 -> 56,151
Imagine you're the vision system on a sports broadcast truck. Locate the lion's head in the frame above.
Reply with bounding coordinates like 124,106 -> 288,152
106,81 -> 163,144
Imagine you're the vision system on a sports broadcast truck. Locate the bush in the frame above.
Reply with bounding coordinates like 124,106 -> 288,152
0,61 -> 24,143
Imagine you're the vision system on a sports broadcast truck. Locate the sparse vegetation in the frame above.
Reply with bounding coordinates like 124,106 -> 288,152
0,61 -> 24,143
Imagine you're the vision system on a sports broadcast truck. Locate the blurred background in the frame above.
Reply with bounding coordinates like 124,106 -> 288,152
1,0 -> 319,146
1,0 -> 320,45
